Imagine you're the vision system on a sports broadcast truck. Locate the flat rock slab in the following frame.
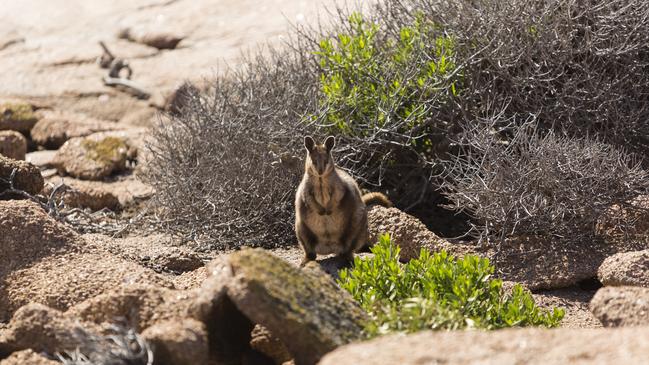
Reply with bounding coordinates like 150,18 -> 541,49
598,249 -> 649,288
320,326 -> 649,365
590,286 -> 649,327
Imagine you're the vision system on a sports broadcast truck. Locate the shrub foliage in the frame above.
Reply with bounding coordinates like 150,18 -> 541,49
338,234 -> 564,336
145,0 -> 649,247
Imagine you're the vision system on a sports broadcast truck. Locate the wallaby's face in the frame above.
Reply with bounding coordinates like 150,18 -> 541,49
304,136 -> 335,176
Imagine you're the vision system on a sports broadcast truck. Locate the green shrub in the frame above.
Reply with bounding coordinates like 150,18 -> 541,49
315,12 -> 459,141
338,234 -> 564,336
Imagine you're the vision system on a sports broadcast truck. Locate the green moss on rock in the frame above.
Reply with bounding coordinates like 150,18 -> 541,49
0,103 -> 38,133
226,249 -> 367,365
81,137 -> 129,165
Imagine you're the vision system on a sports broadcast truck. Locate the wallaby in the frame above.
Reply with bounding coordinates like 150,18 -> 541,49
294,135 -> 392,265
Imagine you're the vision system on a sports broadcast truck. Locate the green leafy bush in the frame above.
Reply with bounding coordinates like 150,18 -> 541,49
338,234 -> 564,336
316,12 -> 459,139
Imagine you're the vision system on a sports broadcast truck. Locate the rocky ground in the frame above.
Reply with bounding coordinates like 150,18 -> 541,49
2,1 -> 649,364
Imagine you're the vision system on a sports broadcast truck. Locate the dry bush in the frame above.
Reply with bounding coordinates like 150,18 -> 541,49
442,116 -> 649,244
145,0 -> 649,247
384,0 -> 649,156
144,48 -> 319,249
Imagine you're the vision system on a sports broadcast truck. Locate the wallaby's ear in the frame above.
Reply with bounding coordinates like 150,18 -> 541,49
304,136 -> 315,152
324,135 -> 335,152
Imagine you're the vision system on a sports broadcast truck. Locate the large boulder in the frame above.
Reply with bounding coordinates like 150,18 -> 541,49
189,250 -> 368,365
598,249 -> 649,288
0,131 -> 26,160
0,304 -> 100,355
0,102 -> 37,134
85,233 -> 203,273
367,206 -> 474,261
1,253 -> 174,322
43,178 -> 121,211
0,200 -> 78,275
590,286 -> 649,327
1,303 -> 152,364
0,156 -> 44,196
320,326 -> 649,365
52,134 -> 132,180
31,110 -> 115,149
67,284 -> 191,331
141,319 -> 209,365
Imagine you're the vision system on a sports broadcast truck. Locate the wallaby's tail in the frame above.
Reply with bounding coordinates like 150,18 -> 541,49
362,192 -> 393,208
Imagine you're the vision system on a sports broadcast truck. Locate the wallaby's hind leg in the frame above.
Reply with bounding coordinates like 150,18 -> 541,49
296,224 -> 317,266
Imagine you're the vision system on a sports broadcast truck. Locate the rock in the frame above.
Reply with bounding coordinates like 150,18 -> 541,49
118,27 -> 184,50
25,150 -> 57,168
0,102 -> 37,134
85,233 -> 203,273
367,206 -> 472,261
189,258 -> 254,363
590,286 -> 649,327
0,131 -> 26,160
173,266 -> 208,290
224,249 -> 367,365
52,134 -> 132,180
67,284 -> 192,331
1,303 -> 150,364
250,325 -> 292,365
491,234 -> 644,291
1,303 -> 99,355
0,155 -> 44,196
532,288 -> 602,328
43,178 -> 121,211
31,110 -> 115,149
0,200 -> 78,276
598,249 -> 649,288
119,107 -> 158,127
320,326 -> 649,365
0,349 -> 59,365
141,319 -> 209,365
46,175 -> 154,210
1,253 -> 175,322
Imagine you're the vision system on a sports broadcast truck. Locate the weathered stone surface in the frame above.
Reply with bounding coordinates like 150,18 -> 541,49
367,206 -> 475,261
0,131 -> 26,160
0,304 -> 100,355
0,200 -> 78,275
118,26 -> 184,50
0,155 -> 44,196
31,110 -> 115,149
43,178 -> 121,211
85,233 -> 203,273
0,102 -> 37,134
250,325 -> 292,365
532,288 -> 602,329
141,319 -> 209,365
590,286 -> 649,327
598,249 -> 649,288
491,234 -> 648,291
25,150 -> 57,168
320,326 -> 649,365
52,134 -> 132,180
224,249 -> 367,365
189,258 -> 254,363
66,284 -> 192,331
1,253 -> 175,322
599,195 -> 649,237
0,349 -> 58,365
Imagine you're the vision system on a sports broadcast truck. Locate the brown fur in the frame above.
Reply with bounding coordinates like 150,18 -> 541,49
295,136 -> 391,265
